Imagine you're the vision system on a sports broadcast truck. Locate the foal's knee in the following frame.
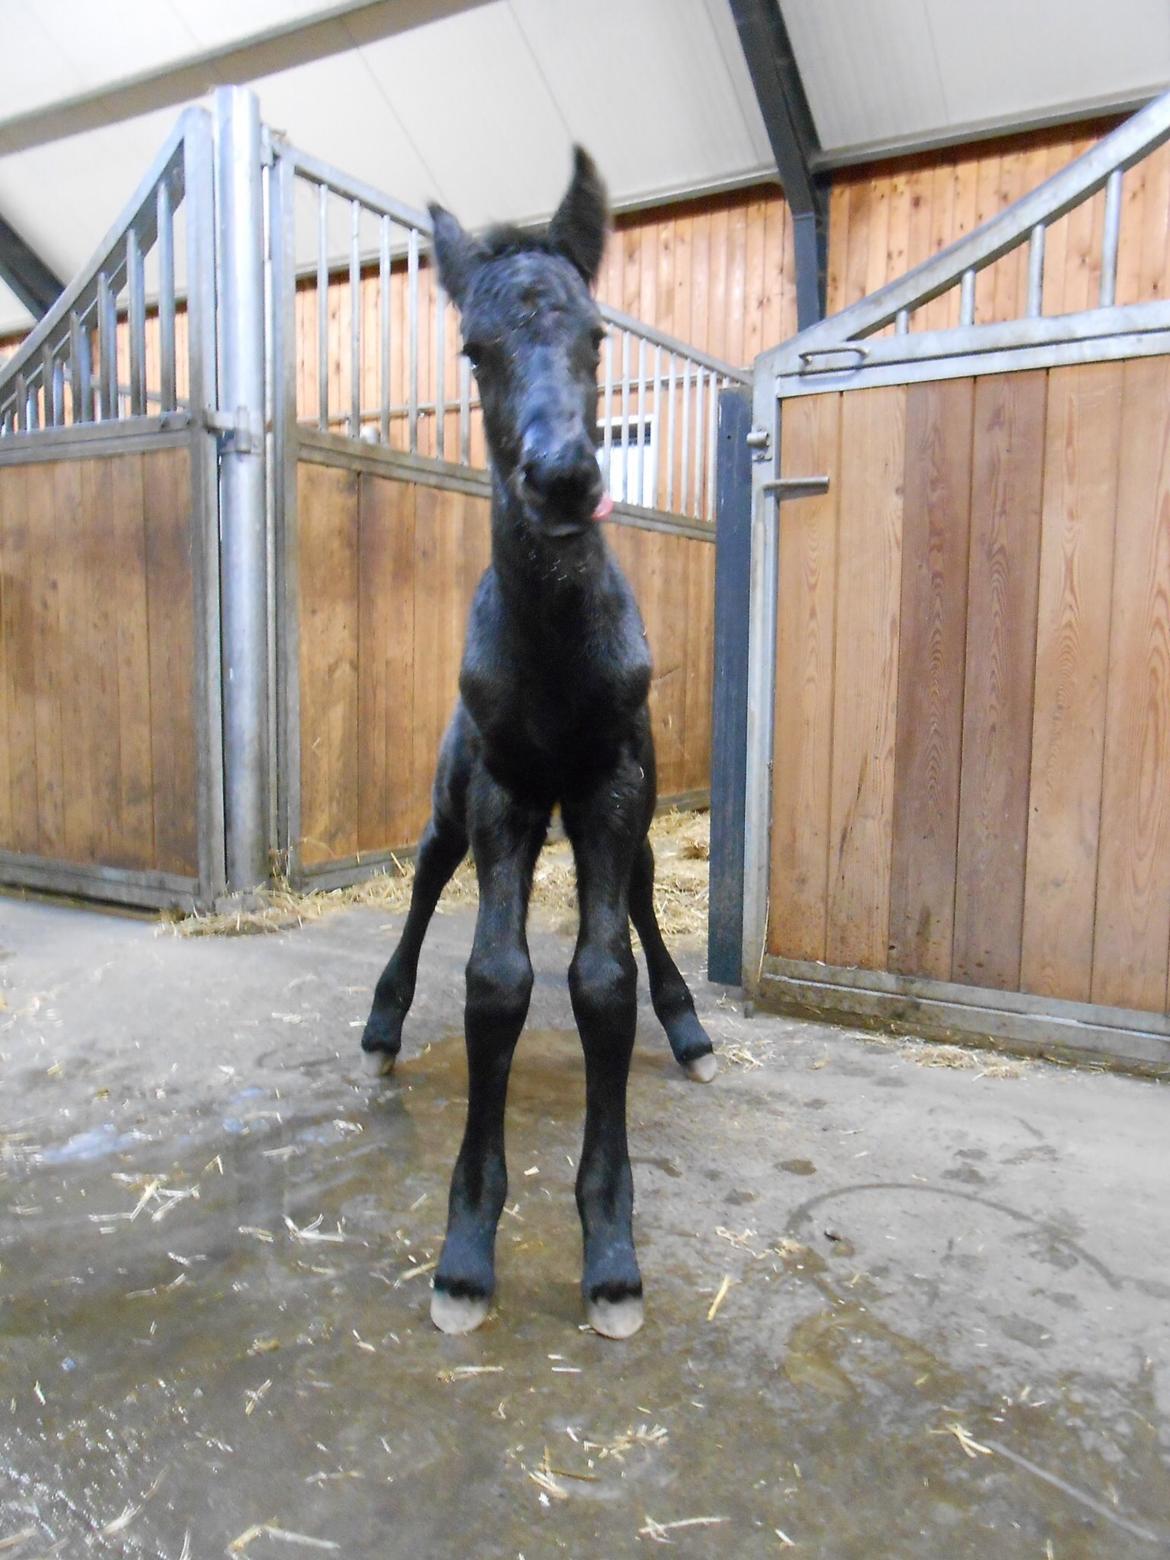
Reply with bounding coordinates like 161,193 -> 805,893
466,945 -> 534,1030
569,942 -> 637,1029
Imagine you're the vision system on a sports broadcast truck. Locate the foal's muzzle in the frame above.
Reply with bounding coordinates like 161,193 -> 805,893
519,430 -> 608,536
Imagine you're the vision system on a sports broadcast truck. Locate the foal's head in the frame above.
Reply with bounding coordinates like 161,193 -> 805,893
429,148 -> 611,540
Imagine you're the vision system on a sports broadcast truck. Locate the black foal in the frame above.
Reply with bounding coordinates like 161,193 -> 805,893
360,148 -> 715,1339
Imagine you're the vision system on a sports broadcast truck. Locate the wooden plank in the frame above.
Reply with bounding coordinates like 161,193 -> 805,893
769,392 -> 841,961
1021,362 -> 1122,1001
825,385 -> 906,969
107,453 -> 155,870
386,481 -> 421,848
825,181 -> 850,316
25,463 -> 64,858
297,461 -> 359,866
143,447 -> 198,876
952,371 -> 1047,990
1093,356 -> 1170,1011
410,483 -> 453,823
888,377 -> 974,979
0,466 -> 36,854
70,459 -> 119,864
56,458 -> 98,863
357,470 -> 392,853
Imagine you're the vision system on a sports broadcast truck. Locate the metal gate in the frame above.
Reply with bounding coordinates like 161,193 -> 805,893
0,107 -> 226,910
730,88 -> 1170,1075
0,88 -> 748,910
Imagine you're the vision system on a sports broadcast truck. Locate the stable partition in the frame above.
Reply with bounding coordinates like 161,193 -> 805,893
0,107 -> 224,910
729,87 -> 1170,1075
288,451 -> 717,886
271,136 -> 741,890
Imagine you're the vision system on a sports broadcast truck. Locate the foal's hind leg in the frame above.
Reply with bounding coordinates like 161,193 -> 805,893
563,763 -> 647,1340
629,840 -> 717,1083
361,711 -> 471,1072
431,773 -> 549,1334
360,812 -> 467,1071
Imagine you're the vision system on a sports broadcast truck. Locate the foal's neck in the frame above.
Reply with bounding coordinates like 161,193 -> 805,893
489,473 -> 610,628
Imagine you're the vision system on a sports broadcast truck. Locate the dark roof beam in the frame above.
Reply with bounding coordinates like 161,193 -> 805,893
728,0 -> 828,328
0,213 -> 64,319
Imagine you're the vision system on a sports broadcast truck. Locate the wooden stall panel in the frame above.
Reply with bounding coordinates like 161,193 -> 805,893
297,462 -> 360,867
0,448 -> 197,877
1021,363 -> 1122,1000
297,461 -> 714,868
825,386 -> 907,970
952,372 -> 1047,990
888,378 -> 975,979
605,523 -> 714,801
768,393 -> 841,961
1092,356 -> 1170,1011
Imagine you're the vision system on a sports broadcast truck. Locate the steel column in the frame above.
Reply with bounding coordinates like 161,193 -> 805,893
215,86 -> 270,893
708,386 -> 753,984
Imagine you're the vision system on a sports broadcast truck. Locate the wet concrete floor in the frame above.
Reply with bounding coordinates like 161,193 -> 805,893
0,892 -> 1168,1558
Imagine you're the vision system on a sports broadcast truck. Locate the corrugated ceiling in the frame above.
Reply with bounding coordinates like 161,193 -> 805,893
0,0 -> 1166,334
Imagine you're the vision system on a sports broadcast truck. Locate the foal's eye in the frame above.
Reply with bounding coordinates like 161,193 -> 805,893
462,340 -> 484,367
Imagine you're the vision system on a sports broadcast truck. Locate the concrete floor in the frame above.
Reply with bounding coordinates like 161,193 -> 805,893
0,891 -> 1168,1560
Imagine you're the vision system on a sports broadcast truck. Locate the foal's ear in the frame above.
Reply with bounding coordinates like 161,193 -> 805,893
548,146 -> 608,288
428,203 -> 484,310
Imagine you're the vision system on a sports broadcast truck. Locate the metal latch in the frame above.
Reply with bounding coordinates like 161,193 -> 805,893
745,426 -> 771,461
205,405 -> 262,455
761,476 -> 830,501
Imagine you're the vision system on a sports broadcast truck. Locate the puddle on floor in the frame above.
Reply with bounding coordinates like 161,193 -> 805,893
1,1024 -> 1167,1557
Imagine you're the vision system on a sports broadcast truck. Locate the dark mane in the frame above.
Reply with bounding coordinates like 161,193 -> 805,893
478,224 -> 566,264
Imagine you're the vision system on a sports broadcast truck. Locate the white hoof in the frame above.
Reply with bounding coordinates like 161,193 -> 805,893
685,1050 -> 718,1083
586,1293 -> 645,1339
363,1049 -> 397,1078
430,1288 -> 490,1334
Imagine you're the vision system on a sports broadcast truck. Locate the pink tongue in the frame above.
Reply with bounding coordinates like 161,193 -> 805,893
592,491 -> 614,522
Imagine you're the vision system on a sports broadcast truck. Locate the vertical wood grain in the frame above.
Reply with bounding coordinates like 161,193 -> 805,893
889,377 -> 974,979
826,386 -> 906,969
769,392 -> 842,960
952,371 -> 1047,989
1092,356 -> 1170,1010
1021,362 -> 1122,1000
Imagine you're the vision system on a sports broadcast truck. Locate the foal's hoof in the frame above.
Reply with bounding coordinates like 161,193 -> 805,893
430,1287 -> 491,1335
685,1049 -> 718,1084
586,1292 -> 645,1340
362,1048 -> 398,1078
360,1007 -> 404,1074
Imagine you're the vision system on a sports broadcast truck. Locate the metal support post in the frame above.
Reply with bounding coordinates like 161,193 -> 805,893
708,387 -> 754,985
215,86 -> 270,893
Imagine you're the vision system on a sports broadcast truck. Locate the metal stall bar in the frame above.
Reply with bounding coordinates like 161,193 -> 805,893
349,199 -> 362,438
157,179 -> 176,413
215,86 -> 270,893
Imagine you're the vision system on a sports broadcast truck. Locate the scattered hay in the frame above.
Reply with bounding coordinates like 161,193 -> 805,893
899,1042 -> 1024,1079
168,809 -> 711,944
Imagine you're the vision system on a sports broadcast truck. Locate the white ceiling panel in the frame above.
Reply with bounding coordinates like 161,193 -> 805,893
508,0 -> 772,212
354,2 -> 569,222
783,0 -> 1170,162
0,0 -> 1168,335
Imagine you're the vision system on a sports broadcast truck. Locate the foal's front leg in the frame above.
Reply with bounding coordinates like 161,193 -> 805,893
563,769 -> 646,1340
431,774 -> 548,1334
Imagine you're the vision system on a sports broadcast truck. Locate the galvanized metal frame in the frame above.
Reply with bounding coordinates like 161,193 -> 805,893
0,105 -> 226,912
270,134 -> 747,524
0,110 -> 193,432
763,86 -> 1170,399
736,88 -> 1170,1075
215,87 -> 270,894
